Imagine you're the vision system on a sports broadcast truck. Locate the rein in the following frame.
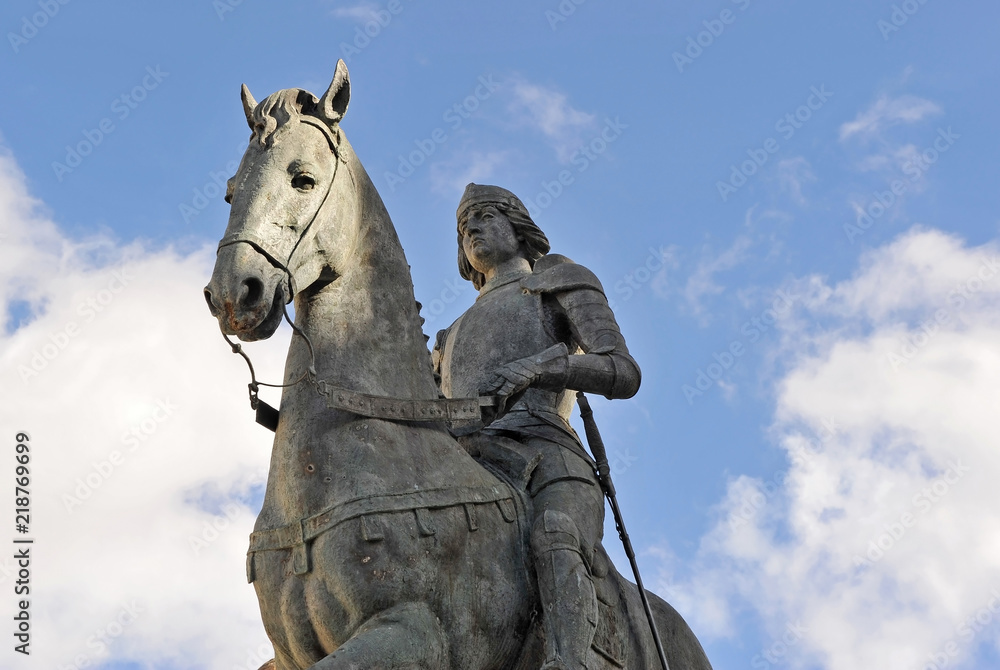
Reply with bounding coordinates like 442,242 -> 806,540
217,118 -> 494,433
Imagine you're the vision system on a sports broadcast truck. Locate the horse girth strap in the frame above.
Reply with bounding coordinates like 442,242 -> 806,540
247,485 -> 517,577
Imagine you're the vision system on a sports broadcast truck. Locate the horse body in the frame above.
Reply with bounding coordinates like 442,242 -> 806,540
205,61 -> 712,670
253,273 -> 533,668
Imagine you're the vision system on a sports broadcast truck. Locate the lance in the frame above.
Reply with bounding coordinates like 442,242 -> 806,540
576,391 -> 670,670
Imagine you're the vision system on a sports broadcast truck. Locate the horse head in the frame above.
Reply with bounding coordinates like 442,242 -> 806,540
204,59 -> 356,341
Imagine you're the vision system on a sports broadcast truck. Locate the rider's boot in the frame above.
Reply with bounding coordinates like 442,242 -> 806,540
533,510 -> 598,670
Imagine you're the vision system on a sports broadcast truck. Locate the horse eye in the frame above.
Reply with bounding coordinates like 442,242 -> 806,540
292,173 -> 316,191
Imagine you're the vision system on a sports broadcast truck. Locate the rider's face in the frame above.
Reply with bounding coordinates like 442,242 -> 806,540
460,205 -> 523,275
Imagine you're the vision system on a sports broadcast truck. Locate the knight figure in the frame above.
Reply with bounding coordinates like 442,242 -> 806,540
432,183 -> 641,670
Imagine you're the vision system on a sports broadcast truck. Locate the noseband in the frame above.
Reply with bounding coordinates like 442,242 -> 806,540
217,117 -> 346,298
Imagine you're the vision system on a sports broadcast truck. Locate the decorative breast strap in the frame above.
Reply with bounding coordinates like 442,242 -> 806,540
247,485 -> 516,579
314,380 -> 494,426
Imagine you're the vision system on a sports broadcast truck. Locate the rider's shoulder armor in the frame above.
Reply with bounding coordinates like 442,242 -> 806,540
520,254 -> 606,296
523,255 -> 640,399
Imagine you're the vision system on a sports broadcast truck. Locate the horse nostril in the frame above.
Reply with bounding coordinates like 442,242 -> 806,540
204,287 -> 219,315
240,277 -> 264,307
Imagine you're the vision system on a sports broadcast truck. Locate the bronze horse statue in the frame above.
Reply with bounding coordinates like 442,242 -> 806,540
204,60 -> 713,670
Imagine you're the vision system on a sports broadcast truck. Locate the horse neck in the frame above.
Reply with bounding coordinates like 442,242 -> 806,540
284,143 -> 437,404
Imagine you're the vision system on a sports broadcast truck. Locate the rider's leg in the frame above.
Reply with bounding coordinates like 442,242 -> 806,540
530,479 -> 605,670
309,601 -> 447,670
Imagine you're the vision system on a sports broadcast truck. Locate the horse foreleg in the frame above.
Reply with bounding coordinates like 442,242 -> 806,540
309,602 -> 448,670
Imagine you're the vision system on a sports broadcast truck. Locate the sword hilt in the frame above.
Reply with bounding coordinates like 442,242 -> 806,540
576,391 -> 616,496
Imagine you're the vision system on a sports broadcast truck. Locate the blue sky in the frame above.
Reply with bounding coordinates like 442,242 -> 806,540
1,1 -> 999,668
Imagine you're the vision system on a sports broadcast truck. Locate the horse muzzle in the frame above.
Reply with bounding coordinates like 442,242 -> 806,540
205,244 -> 288,341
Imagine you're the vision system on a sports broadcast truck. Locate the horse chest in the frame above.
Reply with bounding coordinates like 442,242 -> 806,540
262,421 -> 388,521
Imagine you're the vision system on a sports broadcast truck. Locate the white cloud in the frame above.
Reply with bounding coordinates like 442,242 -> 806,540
681,234 -> 754,318
0,148 -> 286,667
837,90 -> 955,239
506,78 -> 596,162
839,94 -> 942,142
670,227 -> 1000,669
652,210 -> 796,326
776,157 -> 815,206
330,2 -> 379,22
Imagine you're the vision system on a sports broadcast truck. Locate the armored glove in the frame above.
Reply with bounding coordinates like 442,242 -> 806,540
479,343 -> 569,423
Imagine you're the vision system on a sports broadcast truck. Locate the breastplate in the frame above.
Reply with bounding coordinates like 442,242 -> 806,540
439,279 -> 574,421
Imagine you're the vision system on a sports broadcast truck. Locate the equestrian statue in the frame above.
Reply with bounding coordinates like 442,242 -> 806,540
204,60 -> 713,670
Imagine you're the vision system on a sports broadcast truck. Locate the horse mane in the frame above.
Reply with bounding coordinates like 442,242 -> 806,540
249,88 -> 327,148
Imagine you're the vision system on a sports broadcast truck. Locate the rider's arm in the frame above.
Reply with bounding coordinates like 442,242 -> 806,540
480,257 -> 641,402
552,286 -> 641,400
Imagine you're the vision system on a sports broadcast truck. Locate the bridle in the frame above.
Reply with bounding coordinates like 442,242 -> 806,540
214,118 -> 496,432
215,117 -> 346,415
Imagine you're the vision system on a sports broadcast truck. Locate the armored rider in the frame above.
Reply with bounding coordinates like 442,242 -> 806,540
432,183 -> 641,670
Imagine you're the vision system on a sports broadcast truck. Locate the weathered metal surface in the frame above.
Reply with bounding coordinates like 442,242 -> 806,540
203,61 -> 713,670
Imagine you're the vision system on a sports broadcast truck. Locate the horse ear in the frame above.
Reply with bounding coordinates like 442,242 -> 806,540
318,60 -> 350,124
241,83 -> 257,130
